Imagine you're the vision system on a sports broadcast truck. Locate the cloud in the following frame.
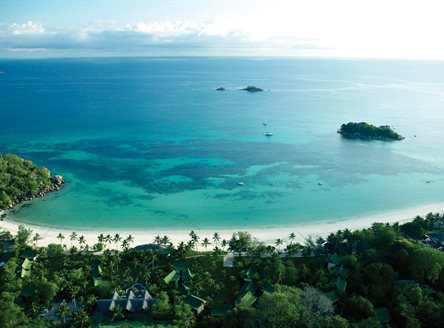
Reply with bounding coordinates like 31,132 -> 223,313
0,20 -> 323,57
8,21 -> 45,35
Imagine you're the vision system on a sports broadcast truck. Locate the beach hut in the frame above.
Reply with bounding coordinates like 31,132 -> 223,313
20,249 -> 38,260
325,290 -> 340,304
235,281 -> 257,307
184,295 -> 206,315
331,276 -> 347,292
426,232 -> 444,247
19,257 -> 33,278
163,261 -> 195,284
244,266 -> 255,282
333,265 -> 350,279
326,253 -> 342,271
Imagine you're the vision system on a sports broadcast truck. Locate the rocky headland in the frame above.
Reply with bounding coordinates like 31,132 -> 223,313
0,154 -> 65,213
3,174 -> 64,212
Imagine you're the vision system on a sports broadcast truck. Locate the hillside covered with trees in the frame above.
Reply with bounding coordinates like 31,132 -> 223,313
1,213 -> 444,327
0,154 -> 62,209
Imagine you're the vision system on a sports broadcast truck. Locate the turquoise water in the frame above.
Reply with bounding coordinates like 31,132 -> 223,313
1,57 -> 444,230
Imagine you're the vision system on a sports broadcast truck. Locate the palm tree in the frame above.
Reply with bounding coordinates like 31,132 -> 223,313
129,234 -> 134,243
289,232 -> 296,245
112,304 -> 125,322
186,240 -> 194,250
32,233 -> 41,246
221,239 -> 228,251
275,238 -> 283,253
161,235 -> 170,246
154,235 -> 162,244
213,232 -> 220,247
213,246 -> 222,255
97,234 -> 105,244
202,237 -> 211,251
191,233 -> 200,251
78,235 -> 86,250
69,232 -> 78,247
71,308 -> 89,328
126,235 -> 134,249
303,236 -> 316,256
56,301 -> 71,324
57,233 -> 65,245
121,239 -> 129,251
104,234 -> 112,249
189,230 -> 196,240
113,234 -> 122,250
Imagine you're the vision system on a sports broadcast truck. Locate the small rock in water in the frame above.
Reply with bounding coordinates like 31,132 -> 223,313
241,85 -> 263,92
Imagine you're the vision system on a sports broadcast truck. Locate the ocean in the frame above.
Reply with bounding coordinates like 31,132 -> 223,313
1,57 -> 444,230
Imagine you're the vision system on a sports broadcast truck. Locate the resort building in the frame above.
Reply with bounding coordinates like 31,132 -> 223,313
163,261 -> 195,284
96,283 -> 156,314
184,295 -> 206,315
18,249 -> 38,278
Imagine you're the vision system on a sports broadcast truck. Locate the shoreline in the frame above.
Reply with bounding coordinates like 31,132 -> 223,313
1,174 -> 64,210
1,202 -> 443,249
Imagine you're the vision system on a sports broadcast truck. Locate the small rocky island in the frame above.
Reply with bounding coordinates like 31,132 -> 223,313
338,122 -> 404,140
241,85 -> 264,92
0,154 -> 64,210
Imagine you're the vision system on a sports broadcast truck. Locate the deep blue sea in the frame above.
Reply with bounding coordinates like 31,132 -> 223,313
1,57 -> 444,230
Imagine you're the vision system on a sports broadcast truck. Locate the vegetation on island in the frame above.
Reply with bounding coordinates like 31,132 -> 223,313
0,154 -> 57,209
1,213 -> 444,327
338,122 -> 404,140
241,86 -> 264,92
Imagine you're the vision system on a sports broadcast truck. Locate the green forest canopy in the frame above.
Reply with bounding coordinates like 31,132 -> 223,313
338,122 -> 404,140
0,154 -> 51,209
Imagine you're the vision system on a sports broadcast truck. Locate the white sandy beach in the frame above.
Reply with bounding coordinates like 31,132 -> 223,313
1,202 -> 443,249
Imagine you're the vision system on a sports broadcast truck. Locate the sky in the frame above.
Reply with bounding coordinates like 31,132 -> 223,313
0,0 -> 443,59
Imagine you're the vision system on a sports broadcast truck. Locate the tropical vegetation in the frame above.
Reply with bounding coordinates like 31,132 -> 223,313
338,122 -> 404,140
0,154 -> 52,209
1,213 -> 444,327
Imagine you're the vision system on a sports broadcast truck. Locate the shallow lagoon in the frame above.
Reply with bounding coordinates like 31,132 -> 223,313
1,57 -> 444,230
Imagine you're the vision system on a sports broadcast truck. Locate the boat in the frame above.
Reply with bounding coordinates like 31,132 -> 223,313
262,122 -> 268,126
265,132 -> 273,136
237,182 -> 245,186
